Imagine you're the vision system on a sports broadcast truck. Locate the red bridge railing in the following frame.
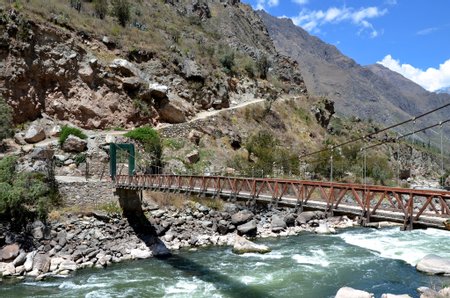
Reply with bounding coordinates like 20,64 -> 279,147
115,174 -> 450,229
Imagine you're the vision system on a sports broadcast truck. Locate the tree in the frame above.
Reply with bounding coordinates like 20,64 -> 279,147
220,51 -> 235,74
257,54 -> 270,79
94,0 -> 108,19
112,0 -> 130,27
0,96 -> 13,147
0,157 -> 58,230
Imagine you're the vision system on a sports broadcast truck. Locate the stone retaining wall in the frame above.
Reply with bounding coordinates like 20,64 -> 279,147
58,181 -> 118,206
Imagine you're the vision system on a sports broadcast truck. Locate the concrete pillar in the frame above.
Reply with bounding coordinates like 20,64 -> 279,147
115,189 -> 142,216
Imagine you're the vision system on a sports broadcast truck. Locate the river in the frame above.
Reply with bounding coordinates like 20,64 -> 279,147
1,227 -> 449,298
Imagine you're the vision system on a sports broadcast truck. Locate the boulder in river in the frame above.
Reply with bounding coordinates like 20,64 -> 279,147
314,222 -> 335,234
380,294 -> 412,298
296,211 -> 316,225
237,220 -> 257,237
335,287 -> 374,298
416,254 -> 450,275
232,235 -> 271,254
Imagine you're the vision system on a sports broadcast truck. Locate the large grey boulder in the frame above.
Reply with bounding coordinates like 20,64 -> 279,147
182,59 -> 205,81
29,147 -> 54,160
32,253 -> 50,274
24,125 -> 46,143
315,222 -> 334,234
296,211 -> 317,225
416,254 -> 450,275
158,97 -> 192,124
110,58 -> 140,77
0,243 -> 20,261
231,210 -> 254,225
59,260 -> 77,271
335,287 -> 374,298
78,62 -> 94,84
121,77 -> 144,91
232,235 -> 271,254
24,251 -> 36,272
62,135 -> 87,152
380,294 -> 411,298
149,83 -> 169,99
130,248 -> 152,259
237,220 -> 257,236
271,214 -> 287,233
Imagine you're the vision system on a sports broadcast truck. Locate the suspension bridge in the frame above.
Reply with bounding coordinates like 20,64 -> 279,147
110,102 -> 450,231
113,174 -> 450,230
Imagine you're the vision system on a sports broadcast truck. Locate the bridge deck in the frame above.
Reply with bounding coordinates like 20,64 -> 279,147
115,175 -> 450,230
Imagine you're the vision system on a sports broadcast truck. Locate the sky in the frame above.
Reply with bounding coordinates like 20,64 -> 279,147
242,0 -> 450,92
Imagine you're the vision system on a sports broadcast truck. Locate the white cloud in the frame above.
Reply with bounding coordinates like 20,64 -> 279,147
256,0 -> 279,10
291,6 -> 387,38
292,0 -> 308,5
417,27 -> 438,35
377,55 -> 450,92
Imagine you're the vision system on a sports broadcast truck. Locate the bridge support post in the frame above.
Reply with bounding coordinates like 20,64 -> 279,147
115,188 -> 142,217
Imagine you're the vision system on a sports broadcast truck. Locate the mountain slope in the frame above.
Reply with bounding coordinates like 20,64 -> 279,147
258,11 -> 450,140
0,1 -> 306,129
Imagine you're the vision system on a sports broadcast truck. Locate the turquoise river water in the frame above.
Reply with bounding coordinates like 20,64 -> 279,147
1,227 -> 450,298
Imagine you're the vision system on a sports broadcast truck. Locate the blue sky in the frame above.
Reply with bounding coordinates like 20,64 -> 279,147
242,0 -> 450,91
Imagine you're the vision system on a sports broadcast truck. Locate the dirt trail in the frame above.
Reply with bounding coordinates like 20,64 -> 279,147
6,97 -> 270,155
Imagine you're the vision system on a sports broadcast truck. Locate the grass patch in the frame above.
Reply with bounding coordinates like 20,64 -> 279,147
59,125 -> 87,145
145,191 -> 186,209
163,138 -> 185,151
190,196 -> 223,211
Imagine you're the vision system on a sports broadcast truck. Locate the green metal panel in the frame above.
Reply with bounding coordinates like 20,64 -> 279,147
110,143 -> 135,179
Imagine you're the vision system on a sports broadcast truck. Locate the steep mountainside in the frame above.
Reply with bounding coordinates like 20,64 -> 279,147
259,11 -> 450,140
436,86 -> 450,94
0,1 -> 306,129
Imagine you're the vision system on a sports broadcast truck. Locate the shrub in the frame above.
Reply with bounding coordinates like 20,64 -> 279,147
125,126 -> 163,172
0,157 -> 59,230
111,0 -> 130,27
0,96 -> 13,143
59,125 -> 87,146
220,51 -> 235,73
231,130 -> 299,177
257,54 -> 270,79
94,0 -> 108,19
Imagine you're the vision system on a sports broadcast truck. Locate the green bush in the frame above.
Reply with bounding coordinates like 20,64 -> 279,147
220,51 -> 235,73
229,130 -> 299,177
0,157 -> 59,230
0,96 -> 13,143
112,0 -> 130,27
125,126 -> 163,172
94,0 -> 108,19
59,125 -> 87,146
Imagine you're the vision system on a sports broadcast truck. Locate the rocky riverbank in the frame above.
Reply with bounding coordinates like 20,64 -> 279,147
0,198 -> 356,281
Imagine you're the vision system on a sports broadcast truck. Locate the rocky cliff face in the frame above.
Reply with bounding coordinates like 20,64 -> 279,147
0,1 -> 306,129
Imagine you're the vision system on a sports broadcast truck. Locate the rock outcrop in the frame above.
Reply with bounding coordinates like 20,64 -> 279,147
416,254 -> 450,275
232,235 -> 271,254
335,287 -> 374,298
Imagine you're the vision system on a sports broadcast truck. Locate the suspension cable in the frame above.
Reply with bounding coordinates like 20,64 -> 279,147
362,119 -> 450,151
299,102 -> 450,159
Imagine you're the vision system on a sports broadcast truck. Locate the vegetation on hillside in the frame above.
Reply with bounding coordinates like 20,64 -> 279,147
59,125 -> 87,145
125,126 -> 163,173
0,96 -> 13,148
0,156 -> 60,230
